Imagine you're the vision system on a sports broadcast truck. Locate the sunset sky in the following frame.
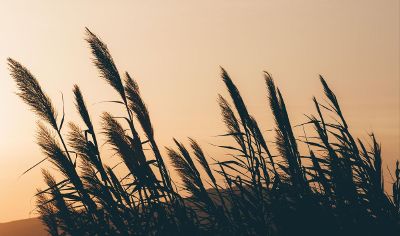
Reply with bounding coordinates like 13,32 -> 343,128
0,0 -> 398,222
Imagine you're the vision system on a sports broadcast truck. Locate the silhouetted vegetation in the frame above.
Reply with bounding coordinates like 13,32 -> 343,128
9,29 -> 400,236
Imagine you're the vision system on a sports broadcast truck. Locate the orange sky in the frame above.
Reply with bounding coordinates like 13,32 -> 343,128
0,0 -> 398,222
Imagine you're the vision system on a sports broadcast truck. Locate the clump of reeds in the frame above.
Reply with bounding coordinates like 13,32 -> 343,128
9,29 -> 400,236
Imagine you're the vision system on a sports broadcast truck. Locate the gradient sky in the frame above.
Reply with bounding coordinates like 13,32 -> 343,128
0,0 -> 398,222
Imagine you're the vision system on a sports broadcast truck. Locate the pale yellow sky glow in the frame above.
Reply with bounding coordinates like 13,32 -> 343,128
0,0 -> 398,222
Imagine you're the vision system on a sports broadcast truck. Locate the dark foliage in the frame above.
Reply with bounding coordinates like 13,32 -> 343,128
9,29 -> 400,236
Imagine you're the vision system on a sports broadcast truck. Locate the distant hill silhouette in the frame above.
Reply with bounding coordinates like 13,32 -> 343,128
0,218 -> 47,236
